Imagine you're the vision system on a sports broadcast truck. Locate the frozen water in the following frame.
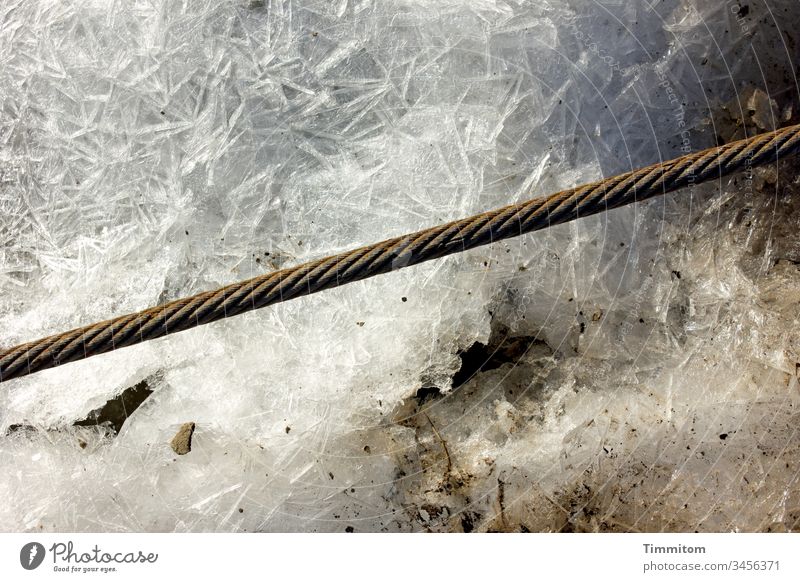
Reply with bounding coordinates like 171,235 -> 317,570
1,0 -> 799,532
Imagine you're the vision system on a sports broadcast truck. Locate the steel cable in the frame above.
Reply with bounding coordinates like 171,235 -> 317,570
2,123 -> 800,383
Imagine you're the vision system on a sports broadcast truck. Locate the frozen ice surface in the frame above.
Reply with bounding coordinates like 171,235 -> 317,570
1,0 -> 799,532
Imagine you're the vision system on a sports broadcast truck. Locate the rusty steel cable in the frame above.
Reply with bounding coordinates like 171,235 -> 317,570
2,123 -> 800,383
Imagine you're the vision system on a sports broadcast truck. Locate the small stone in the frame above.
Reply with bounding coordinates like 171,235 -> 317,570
747,88 -> 779,131
170,422 -> 196,455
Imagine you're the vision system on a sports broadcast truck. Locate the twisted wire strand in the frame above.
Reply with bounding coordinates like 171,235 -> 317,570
3,123 -> 800,383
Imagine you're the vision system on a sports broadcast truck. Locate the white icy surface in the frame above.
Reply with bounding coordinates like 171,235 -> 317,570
0,0 -> 799,532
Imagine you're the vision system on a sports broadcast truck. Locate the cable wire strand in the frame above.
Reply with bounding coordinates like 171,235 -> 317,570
3,123 -> 800,383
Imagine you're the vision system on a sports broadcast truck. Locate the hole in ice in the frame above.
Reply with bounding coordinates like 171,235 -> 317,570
73,374 -> 158,435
